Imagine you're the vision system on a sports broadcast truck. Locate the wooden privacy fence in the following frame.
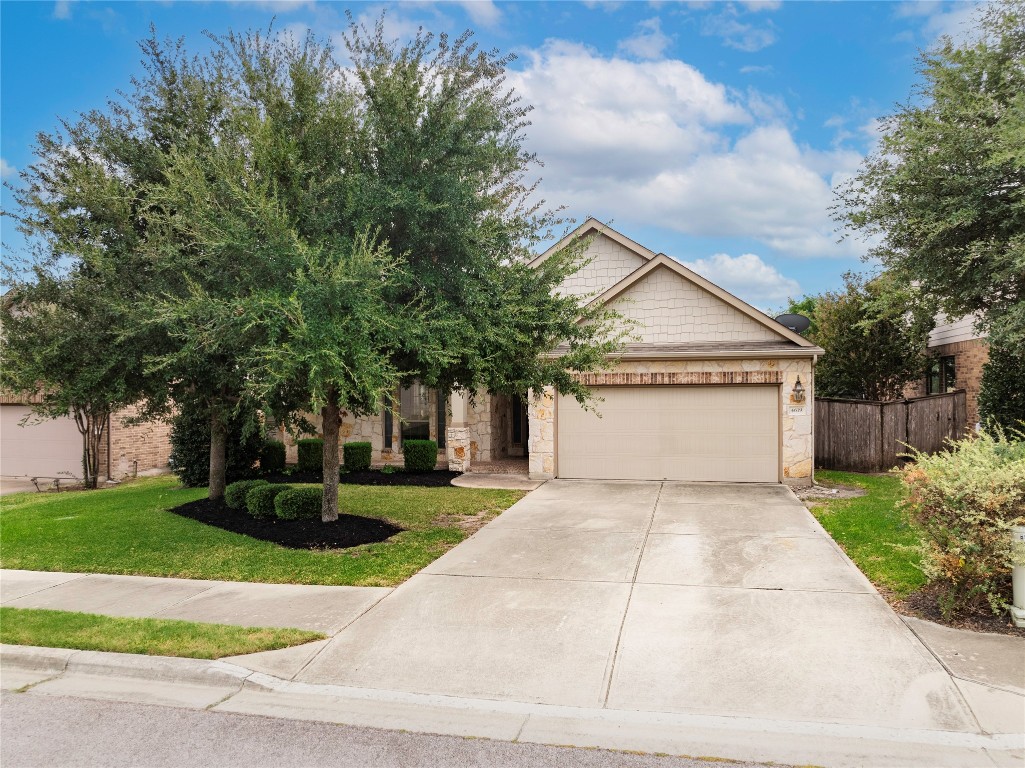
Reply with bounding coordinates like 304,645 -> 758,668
815,390 -> 967,473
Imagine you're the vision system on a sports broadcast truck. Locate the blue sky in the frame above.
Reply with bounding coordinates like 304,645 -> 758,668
0,0 -> 983,310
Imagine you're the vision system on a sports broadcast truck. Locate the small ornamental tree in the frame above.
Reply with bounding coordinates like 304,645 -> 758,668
0,269 -> 147,488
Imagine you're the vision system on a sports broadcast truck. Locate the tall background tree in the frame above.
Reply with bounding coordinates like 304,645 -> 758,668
784,273 -> 934,401
835,0 -> 1024,349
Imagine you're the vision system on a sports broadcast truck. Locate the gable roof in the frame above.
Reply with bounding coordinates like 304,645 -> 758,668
535,219 -> 819,351
528,217 -> 658,268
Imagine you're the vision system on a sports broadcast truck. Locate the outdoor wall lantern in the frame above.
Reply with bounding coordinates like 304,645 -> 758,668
792,377 -> 806,403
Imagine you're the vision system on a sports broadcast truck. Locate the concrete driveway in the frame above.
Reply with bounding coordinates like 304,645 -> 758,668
297,480 -> 976,732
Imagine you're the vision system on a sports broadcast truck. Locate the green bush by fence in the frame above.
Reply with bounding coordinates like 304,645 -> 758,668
901,428 -> 1025,618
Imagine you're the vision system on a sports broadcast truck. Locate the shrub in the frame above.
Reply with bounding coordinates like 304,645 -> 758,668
168,405 -> 264,488
900,429 -> 1025,618
979,341 -> 1025,432
403,439 -> 437,472
343,441 -> 372,472
224,479 -> 269,511
296,439 -> 324,474
274,485 -> 324,521
246,483 -> 291,519
260,440 -> 286,474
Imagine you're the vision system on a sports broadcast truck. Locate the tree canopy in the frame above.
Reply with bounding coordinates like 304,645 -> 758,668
3,19 -> 624,515
793,273 -> 934,401
835,0 -> 1025,349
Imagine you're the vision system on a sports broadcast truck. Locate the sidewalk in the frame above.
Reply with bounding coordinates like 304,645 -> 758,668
1,569 -> 390,635
3,556 -> 1024,768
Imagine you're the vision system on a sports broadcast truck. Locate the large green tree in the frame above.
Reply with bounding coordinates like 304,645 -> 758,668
804,273 -> 934,401
835,0 -> 1025,349
152,25 -> 623,519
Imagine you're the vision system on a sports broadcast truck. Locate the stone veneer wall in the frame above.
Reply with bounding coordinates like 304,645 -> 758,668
903,338 -> 989,428
279,389 -> 490,465
528,357 -> 814,486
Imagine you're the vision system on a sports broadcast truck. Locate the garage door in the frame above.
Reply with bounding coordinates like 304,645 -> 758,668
0,405 -> 83,478
557,386 -> 779,482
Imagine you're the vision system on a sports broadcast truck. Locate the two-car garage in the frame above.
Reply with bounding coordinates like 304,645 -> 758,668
556,385 -> 780,483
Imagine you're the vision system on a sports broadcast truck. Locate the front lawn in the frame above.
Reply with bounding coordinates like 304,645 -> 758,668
809,470 -> 927,599
0,607 -> 324,659
0,476 -> 522,586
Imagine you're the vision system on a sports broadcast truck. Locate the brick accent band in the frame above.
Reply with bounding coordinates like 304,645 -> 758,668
573,371 -> 783,386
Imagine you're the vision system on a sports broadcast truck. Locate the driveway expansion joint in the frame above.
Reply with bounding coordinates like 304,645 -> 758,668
600,481 -> 663,709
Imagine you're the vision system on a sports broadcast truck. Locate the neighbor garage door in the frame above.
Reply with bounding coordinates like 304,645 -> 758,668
0,405 -> 82,478
557,386 -> 779,482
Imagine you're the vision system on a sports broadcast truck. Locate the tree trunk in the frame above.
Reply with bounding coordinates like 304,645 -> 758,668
72,406 -> 107,490
321,389 -> 340,523
209,409 -> 228,501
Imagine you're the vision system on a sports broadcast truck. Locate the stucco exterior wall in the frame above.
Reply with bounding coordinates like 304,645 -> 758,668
558,233 -> 647,300
528,358 -> 814,486
611,267 -> 782,344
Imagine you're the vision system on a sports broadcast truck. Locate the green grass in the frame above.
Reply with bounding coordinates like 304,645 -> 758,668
810,470 -> 927,599
0,476 -> 523,586
0,607 -> 324,659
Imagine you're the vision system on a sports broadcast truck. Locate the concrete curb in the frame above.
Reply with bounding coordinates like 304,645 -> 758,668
3,643 -> 1023,768
1,644 -> 251,687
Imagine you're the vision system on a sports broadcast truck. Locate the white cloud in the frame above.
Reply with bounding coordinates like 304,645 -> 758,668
0,158 -> 17,181
896,1 -> 984,44
739,0 -> 782,12
508,42 -> 864,258
458,0 -> 502,29
53,0 -> 72,19
739,64 -> 773,75
618,17 -> 673,60
701,6 -> 776,52
681,252 -> 800,309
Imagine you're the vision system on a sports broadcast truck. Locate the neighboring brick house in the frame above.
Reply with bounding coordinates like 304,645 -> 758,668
903,315 -> 989,429
279,219 -> 823,486
0,393 -> 171,482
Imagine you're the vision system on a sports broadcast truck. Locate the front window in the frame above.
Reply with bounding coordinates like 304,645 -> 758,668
926,355 -> 956,394
399,383 -> 431,441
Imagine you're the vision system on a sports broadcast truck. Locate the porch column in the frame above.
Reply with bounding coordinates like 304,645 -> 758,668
446,389 -> 471,473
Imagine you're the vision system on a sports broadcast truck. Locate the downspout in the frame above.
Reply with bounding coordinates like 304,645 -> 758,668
811,354 -> 817,486
105,413 -> 112,481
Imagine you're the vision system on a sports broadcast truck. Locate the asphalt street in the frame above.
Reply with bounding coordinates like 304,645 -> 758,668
0,693 -> 770,768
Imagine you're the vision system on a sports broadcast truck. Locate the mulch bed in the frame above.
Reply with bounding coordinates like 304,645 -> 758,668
896,583 -> 1025,637
262,469 -> 461,487
169,498 -> 402,551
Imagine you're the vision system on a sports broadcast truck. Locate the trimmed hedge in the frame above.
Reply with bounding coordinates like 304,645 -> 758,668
274,486 -> 323,521
260,440 -> 286,474
343,441 -> 372,472
296,439 -> 324,474
403,439 -> 437,473
224,479 -> 269,511
246,483 -> 291,519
